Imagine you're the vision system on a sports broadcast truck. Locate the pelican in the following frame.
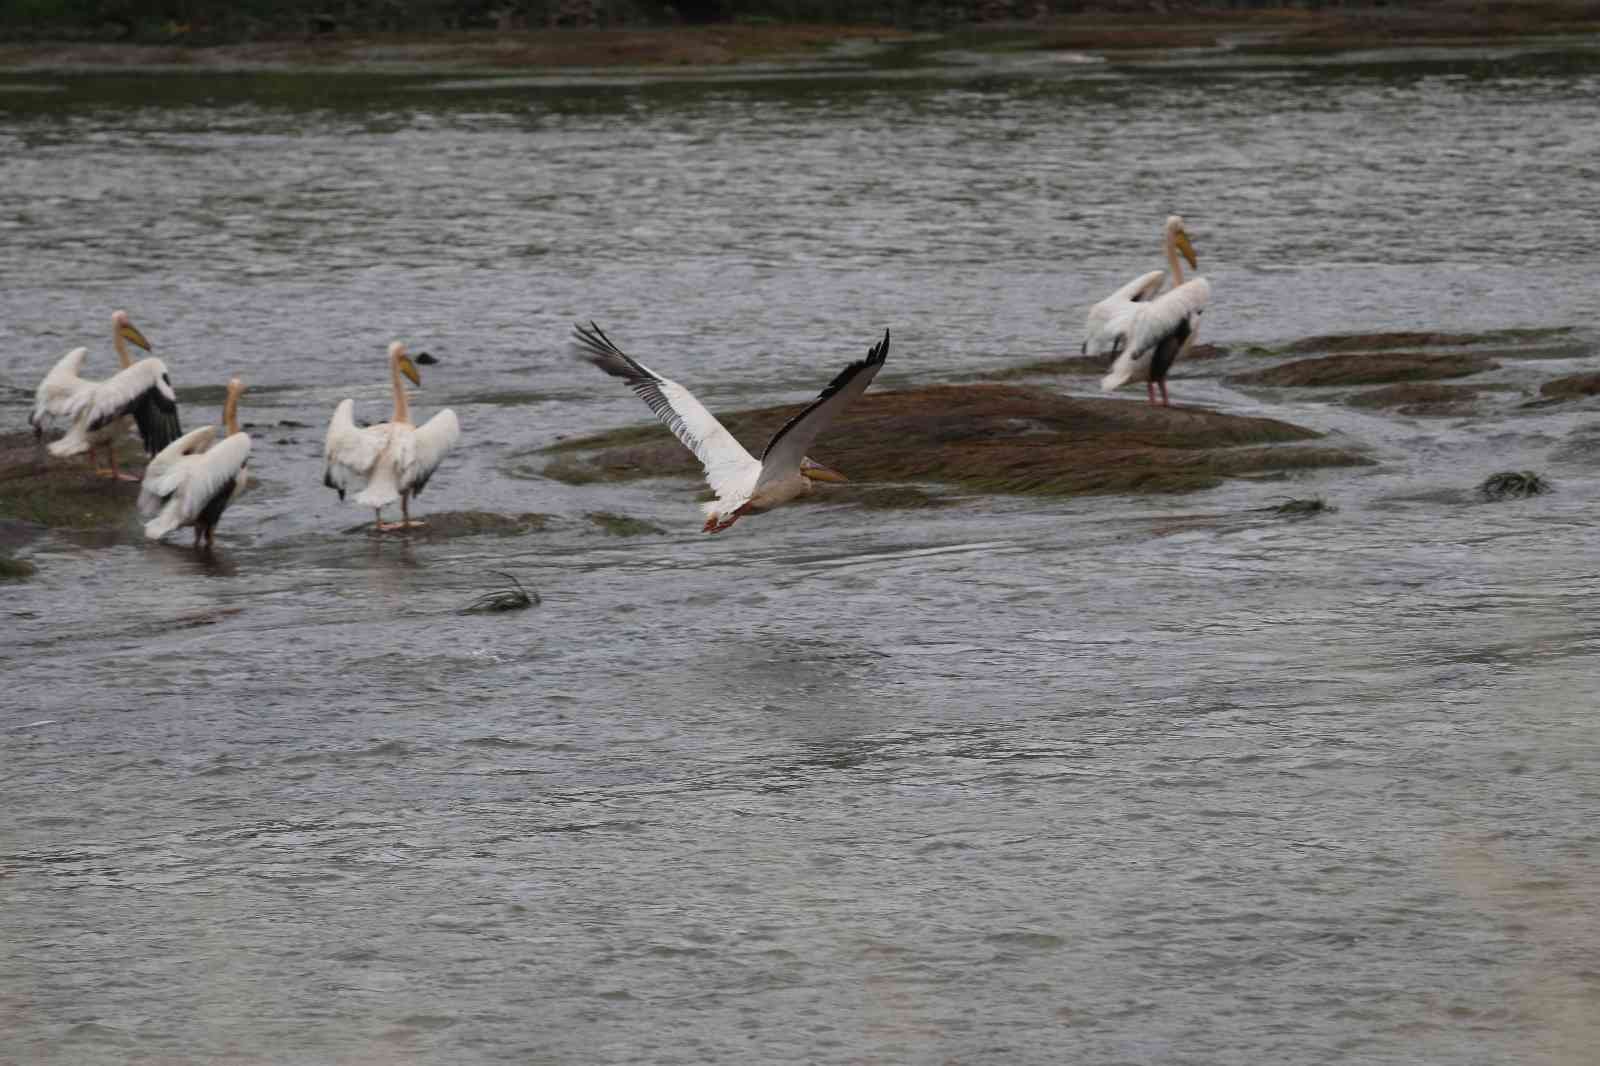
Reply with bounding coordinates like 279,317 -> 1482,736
140,377 -> 252,549
323,341 -> 460,533
572,322 -> 889,534
1084,215 -> 1209,406
47,341 -> 182,479
31,310 -> 155,470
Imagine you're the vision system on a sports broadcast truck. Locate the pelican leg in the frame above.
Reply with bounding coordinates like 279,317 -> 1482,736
704,504 -> 748,534
399,493 -> 425,529
1146,381 -> 1158,405
204,526 -> 216,550
193,527 -> 203,549
109,446 -> 139,481
1156,379 -> 1171,407
88,445 -> 111,477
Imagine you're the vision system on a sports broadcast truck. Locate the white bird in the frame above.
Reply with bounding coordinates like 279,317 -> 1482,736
1090,278 -> 1212,406
47,353 -> 183,479
31,310 -> 154,469
140,377 -> 252,549
572,322 -> 888,534
1084,215 -> 1208,406
323,341 -> 460,533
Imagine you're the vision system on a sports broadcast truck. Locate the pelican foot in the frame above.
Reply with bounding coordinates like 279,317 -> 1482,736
115,471 -> 141,482
374,521 -> 408,533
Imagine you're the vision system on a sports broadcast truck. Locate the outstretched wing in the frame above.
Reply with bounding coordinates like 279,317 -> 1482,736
142,433 -> 251,541
403,408 -> 460,497
72,357 -> 182,454
323,398 -> 385,500
572,322 -> 761,502
756,329 -> 890,488
139,425 -> 219,516
32,347 -> 91,431
1101,277 -> 1211,392
1084,269 -> 1167,350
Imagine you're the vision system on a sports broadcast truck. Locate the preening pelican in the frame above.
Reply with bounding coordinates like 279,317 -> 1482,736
47,336 -> 182,479
1089,277 -> 1211,405
323,341 -> 460,532
140,377 -> 252,549
1084,216 -> 1209,406
572,322 -> 888,534
31,310 -> 154,465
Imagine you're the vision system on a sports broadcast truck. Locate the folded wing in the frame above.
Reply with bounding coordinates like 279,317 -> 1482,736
1101,278 -> 1211,392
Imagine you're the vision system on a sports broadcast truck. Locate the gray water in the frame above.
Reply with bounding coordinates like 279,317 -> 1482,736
3,38 -> 1600,1065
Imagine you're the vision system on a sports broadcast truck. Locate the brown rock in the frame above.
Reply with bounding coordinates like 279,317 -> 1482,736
1231,352 -> 1497,388
1539,372 -> 1600,400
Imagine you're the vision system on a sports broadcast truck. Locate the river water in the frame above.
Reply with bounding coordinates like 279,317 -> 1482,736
3,36 -> 1600,1065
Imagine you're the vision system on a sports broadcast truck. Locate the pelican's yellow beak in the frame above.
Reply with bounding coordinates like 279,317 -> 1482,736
398,354 -> 421,387
801,459 -> 848,484
120,322 -> 152,351
1176,230 -> 1198,270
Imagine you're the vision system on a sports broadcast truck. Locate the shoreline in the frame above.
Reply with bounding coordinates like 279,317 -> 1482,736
2,7 -> 1598,74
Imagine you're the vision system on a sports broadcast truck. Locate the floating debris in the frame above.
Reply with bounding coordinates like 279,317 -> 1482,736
1266,496 -> 1336,518
460,570 -> 539,614
1479,471 -> 1552,501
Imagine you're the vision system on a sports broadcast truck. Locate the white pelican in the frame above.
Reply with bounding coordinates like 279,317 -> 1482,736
572,322 -> 888,534
1084,216 -> 1208,406
323,341 -> 460,533
31,310 -> 154,469
140,377 -> 252,549
47,347 -> 182,480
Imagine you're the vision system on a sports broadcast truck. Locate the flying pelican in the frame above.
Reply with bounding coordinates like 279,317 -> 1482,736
140,378 -> 252,549
47,340 -> 182,479
323,341 -> 460,533
1084,216 -> 1209,406
30,310 -> 153,466
572,322 -> 888,533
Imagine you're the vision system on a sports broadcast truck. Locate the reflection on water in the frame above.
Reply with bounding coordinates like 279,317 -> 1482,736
3,41 -> 1600,1066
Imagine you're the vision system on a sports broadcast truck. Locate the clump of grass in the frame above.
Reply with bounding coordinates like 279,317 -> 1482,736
1479,471 -> 1552,501
460,570 -> 538,615
1266,496 -> 1336,518
586,512 -> 665,537
0,555 -> 36,581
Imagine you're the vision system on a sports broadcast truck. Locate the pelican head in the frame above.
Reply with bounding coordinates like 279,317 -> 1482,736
390,340 -> 421,386
800,456 -> 848,484
112,309 -> 152,351
1165,215 -> 1198,270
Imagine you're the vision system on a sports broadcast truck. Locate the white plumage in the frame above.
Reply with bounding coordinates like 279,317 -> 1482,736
572,322 -> 888,534
323,341 -> 460,532
140,427 -> 252,543
30,347 -> 92,438
1093,277 -> 1212,396
48,357 -> 183,474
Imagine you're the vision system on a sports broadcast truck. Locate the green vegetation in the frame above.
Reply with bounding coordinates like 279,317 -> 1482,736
459,570 -> 539,613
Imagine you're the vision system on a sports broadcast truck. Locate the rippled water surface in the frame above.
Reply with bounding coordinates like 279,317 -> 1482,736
3,40 -> 1600,1064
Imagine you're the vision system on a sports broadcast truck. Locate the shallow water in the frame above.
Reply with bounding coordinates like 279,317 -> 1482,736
3,39 -> 1600,1065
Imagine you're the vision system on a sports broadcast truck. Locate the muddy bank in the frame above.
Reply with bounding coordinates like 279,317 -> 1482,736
3,5 -> 1598,72
543,383 -> 1369,499
0,430 -> 146,531
1231,351 -> 1499,388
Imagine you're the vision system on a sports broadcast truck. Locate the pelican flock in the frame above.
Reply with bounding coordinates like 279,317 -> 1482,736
573,322 -> 888,533
35,310 -> 183,477
139,377 -> 252,548
1084,214 -> 1211,406
323,341 -> 460,532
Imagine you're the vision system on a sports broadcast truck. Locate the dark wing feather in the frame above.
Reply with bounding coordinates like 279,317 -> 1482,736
757,329 -> 889,479
127,383 -> 183,454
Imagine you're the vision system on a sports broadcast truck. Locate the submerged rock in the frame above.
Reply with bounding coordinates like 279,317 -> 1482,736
585,512 -> 666,537
1539,372 -> 1600,401
1346,382 -> 1481,415
342,510 -> 553,539
1231,352 -> 1498,388
543,384 -> 1369,499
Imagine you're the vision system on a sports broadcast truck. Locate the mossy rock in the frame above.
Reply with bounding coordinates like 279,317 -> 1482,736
1231,352 -> 1498,388
1346,383 -> 1481,415
544,384 -> 1370,500
1280,327 -> 1575,354
341,510 -> 553,539
1539,372 -> 1600,400
966,355 -> 1105,381
585,511 -> 666,537
0,431 -> 145,530
0,554 -> 35,580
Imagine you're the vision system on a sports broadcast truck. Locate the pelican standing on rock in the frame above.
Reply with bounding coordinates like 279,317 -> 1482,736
1084,216 -> 1210,406
323,341 -> 460,533
572,322 -> 888,534
45,313 -> 182,478
140,377 -> 252,548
